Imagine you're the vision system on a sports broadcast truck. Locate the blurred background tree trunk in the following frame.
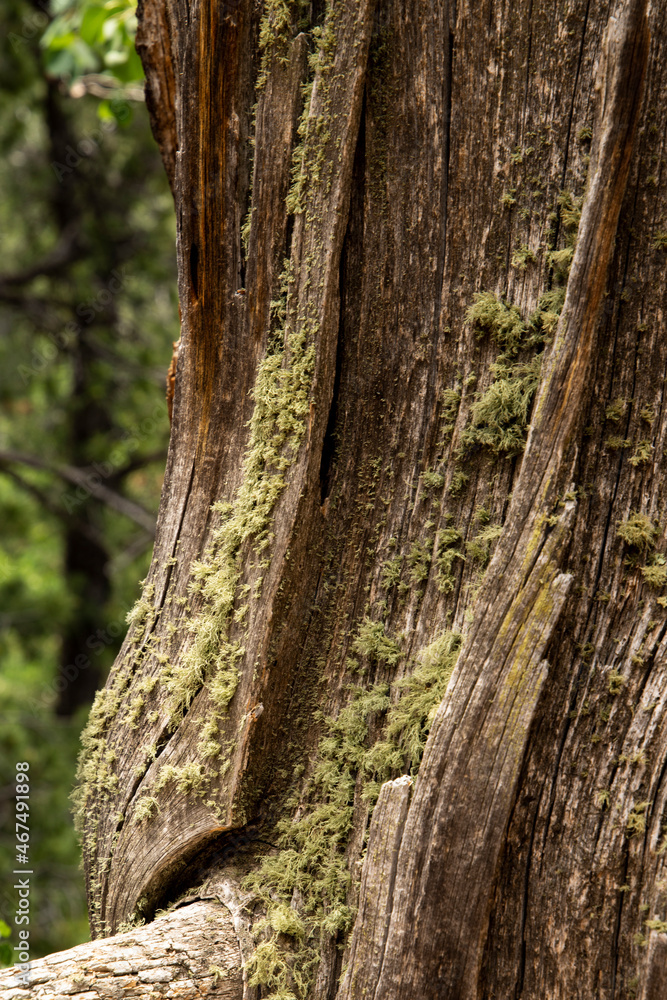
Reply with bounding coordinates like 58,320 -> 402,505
68,0 -> 667,996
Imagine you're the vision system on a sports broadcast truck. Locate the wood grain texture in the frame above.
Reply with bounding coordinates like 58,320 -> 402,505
372,3 -> 651,997
336,777 -> 413,1000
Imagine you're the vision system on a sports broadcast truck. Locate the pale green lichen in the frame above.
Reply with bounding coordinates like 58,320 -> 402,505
641,555 -> 667,589
436,527 -> 465,593
462,354 -> 542,456
351,618 -> 401,666
629,440 -> 653,467
617,512 -> 658,550
243,630 -> 461,999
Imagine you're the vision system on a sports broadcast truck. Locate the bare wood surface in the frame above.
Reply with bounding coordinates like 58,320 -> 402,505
336,777 -> 413,1000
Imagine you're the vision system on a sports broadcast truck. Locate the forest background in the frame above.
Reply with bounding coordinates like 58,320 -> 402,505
0,0 -> 174,961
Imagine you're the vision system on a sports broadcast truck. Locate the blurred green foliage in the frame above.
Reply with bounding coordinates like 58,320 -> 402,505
0,0 -> 177,962
42,0 -> 143,85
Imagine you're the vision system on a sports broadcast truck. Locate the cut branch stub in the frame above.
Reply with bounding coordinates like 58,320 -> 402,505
0,900 -> 243,1000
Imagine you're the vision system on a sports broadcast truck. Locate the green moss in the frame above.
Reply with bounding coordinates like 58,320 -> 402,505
465,524 -> 503,566
645,919 -> 667,933
641,555 -> 667,589
608,670 -> 625,695
629,440 -> 653,466
461,280 -> 567,459
422,469 -> 444,489
256,0 -> 297,91
153,762 -> 208,795
617,512 -> 658,550
557,189 -> 582,234
501,189 -> 516,209
449,470 -> 469,496
365,631 -> 462,783
380,555 -> 403,591
548,245 -> 574,279
123,695 -> 145,729
440,387 -> 461,436
606,398 -> 627,422
626,801 -> 650,837
407,540 -> 432,585
606,436 -> 631,450
652,231 -> 667,251
132,796 -> 159,825
243,631 -> 461,998
209,965 -> 228,984
163,265 -> 315,726
511,244 -> 537,270
436,527 -> 464,593
351,618 -> 401,666
462,354 -> 542,456
126,584 -> 156,644
466,292 -> 527,357
269,903 -> 306,938
596,789 -> 610,809
247,939 -> 300,1000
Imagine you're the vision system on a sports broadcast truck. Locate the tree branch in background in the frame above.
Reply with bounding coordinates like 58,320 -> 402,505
0,451 -> 156,535
0,465 -> 105,549
0,223 -> 82,288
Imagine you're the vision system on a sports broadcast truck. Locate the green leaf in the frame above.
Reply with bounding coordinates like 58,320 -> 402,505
79,5 -> 109,45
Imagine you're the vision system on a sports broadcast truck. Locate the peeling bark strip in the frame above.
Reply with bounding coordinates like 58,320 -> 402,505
336,777 -> 413,1000
0,901 -> 243,1000
370,2 -> 651,998
135,0 -> 178,192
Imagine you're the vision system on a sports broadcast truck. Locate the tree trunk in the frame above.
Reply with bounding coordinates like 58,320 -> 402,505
47,0 -> 667,997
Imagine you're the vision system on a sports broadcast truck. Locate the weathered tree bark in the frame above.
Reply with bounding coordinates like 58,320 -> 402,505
24,0 -> 667,996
